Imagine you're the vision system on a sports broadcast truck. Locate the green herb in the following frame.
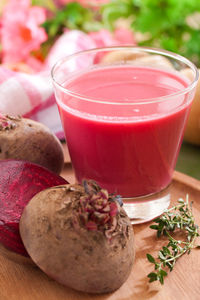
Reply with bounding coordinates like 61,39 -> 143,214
147,195 -> 200,285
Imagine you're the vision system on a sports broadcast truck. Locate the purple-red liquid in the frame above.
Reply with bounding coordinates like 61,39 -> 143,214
57,66 -> 191,197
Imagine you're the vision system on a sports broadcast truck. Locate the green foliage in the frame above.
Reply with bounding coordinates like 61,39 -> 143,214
100,0 -> 137,30
101,0 -> 200,65
147,196 -> 200,285
33,0 -> 200,65
42,2 -> 102,38
32,0 -> 57,11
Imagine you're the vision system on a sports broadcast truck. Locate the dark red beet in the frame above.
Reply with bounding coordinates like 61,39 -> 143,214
0,160 -> 68,256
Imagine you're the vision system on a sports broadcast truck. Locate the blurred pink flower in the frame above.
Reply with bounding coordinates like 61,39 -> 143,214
88,28 -> 136,63
89,29 -> 115,48
0,20 -> 2,61
114,28 -> 136,45
88,28 -> 136,47
1,0 -> 47,64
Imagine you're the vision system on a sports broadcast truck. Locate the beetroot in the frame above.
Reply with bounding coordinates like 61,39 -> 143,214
0,160 -> 67,256
19,180 -> 135,294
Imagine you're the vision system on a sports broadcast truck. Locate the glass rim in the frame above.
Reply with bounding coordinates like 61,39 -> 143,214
51,46 -> 199,106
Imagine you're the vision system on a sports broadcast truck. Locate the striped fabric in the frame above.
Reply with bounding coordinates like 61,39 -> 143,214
0,30 -> 97,139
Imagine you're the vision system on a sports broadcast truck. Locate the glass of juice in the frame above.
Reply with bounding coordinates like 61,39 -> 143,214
51,47 -> 198,224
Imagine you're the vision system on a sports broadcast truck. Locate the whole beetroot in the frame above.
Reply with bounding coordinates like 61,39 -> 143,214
0,114 -> 64,174
20,181 -> 135,294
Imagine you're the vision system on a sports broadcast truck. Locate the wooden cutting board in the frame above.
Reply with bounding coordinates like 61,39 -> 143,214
0,166 -> 200,300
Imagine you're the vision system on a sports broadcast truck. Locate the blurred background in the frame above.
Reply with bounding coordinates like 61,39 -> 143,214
0,0 -> 200,179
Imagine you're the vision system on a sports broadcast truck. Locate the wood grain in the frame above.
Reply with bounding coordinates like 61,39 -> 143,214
0,168 -> 200,300
62,143 -> 71,164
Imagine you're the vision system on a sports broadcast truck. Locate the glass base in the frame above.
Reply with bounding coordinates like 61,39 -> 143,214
123,185 -> 171,224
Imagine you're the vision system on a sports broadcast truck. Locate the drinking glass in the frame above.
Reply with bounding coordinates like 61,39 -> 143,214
51,46 -> 198,224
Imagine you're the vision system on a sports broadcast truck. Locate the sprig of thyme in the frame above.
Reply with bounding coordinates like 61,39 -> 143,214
147,195 -> 200,285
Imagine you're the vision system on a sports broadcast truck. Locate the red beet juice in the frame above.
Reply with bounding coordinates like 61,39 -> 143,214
57,65 -> 192,197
